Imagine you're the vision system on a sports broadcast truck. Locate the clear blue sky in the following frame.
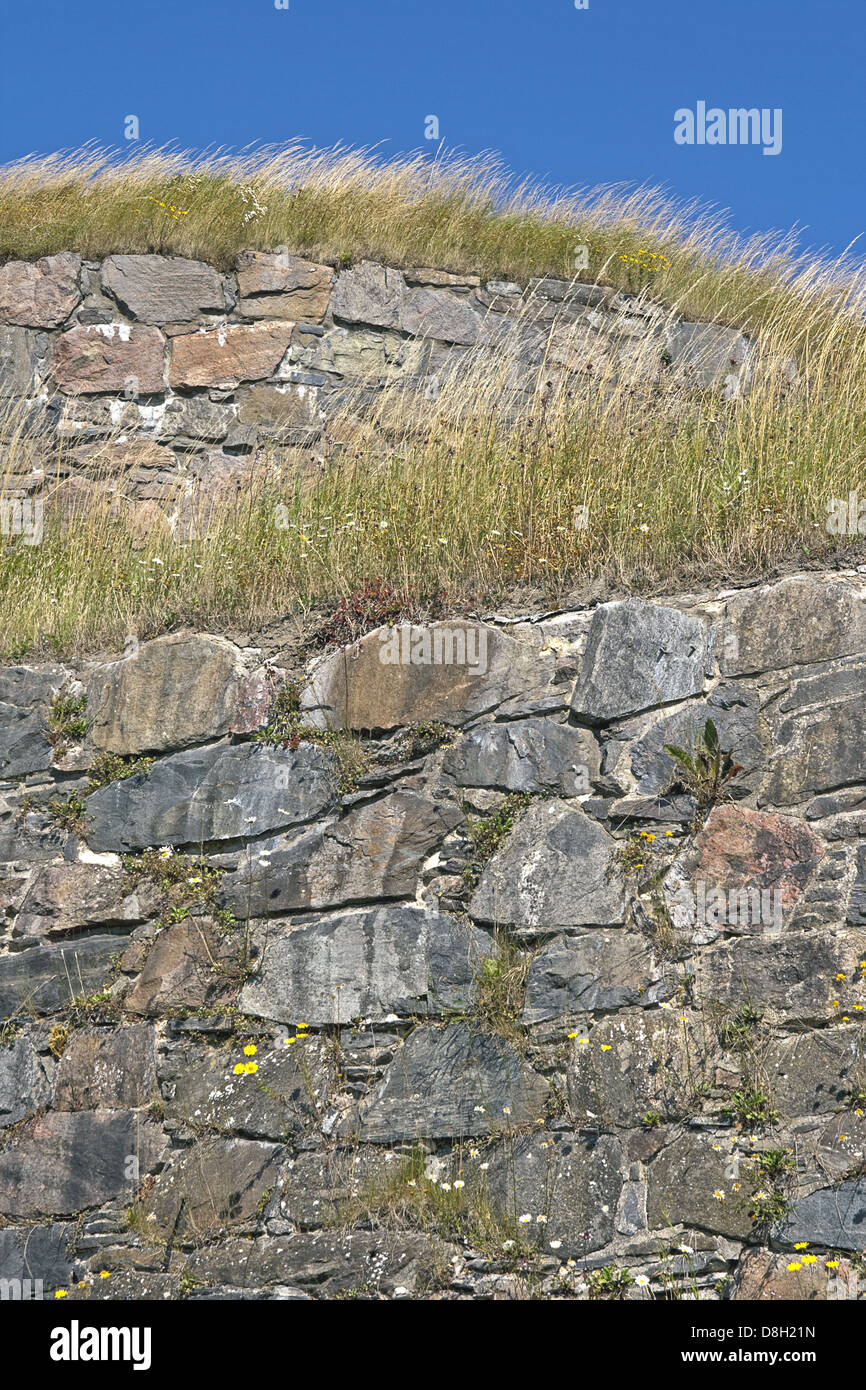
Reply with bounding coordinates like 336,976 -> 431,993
1,0 -> 863,260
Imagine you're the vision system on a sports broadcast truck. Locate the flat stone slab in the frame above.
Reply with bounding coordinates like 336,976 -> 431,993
664,805 -> 824,935
571,599 -> 706,724
241,906 -> 491,1025
85,740 -> 339,851
159,1036 -> 332,1142
332,261 -> 405,329
469,799 -> 626,931
0,1032 -> 53,1128
101,254 -> 225,324
481,1130 -> 624,1255
0,1110 -> 166,1218
762,1026 -> 863,1119
185,1229 -> 456,1297
443,717 -> 601,796
523,930 -> 678,1022
568,1010 -> 715,1128
88,633 -> 261,755
169,322 -> 293,389
52,1023 -> 157,1110
773,1179 -> 866,1252
0,664 -> 64,779
355,1022 -> 549,1142
51,324 -> 166,395
694,926 -> 866,1026
220,791 -> 461,917
302,622 -> 551,732
761,693 -> 866,807
13,862 -> 152,941
237,249 -> 333,322
0,1223 -> 76,1293
123,919 -> 242,1017
723,578 -> 866,676
0,253 -> 81,328
647,1131 -> 753,1240
0,936 -> 121,1020
139,1137 -> 282,1240
400,287 -> 482,345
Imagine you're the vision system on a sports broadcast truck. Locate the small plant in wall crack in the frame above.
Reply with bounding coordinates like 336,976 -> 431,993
663,718 -> 743,815
586,1264 -> 634,1300
471,933 -> 531,1045
462,792 -> 534,892
721,1084 -> 779,1129
47,690 -> 90,756
256,681 -> 369,795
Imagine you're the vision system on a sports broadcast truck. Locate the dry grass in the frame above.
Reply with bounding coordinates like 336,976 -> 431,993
1,143 -> 865,658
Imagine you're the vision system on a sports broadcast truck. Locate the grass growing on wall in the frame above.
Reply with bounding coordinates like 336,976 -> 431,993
0,141 -> 861,335
0,142 -> 865,658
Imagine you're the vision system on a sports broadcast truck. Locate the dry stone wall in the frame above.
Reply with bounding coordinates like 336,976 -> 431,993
0,249 -> 763,537
1,569 -> 866,1300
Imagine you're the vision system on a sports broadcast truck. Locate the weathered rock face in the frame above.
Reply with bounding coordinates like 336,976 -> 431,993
568,1011 -> 715,1129
0,666 -> 62,778
482,1131 -> 624,1255
723,577 -> 866,676
101,255 -> 225,324
13,862 -> 150,941
302,621 -> 552,731
695,927 -> 866,1025
646,1132 -> 754,1240
443,718 -> 601,796
52,324 -> 167,395
664,805 -> 824,933
774,1180 -> 866,1252
220,791 -> 462,916
139,1137 -> 282,1240
123,920 -> 243,1017
53,1024 -> 157,1110
2,566 -> 866,1301
237,250 -> 333,321
354,1023 -> 550,1142
762,691 -> 866,806
159,1037 -> 332,1142
0,1111 -> 166,1218
0,937 -> 121,1018
85,741 -> 339,851
240,907 -> 490,1026
523,931 -> 678,1022
168,321 -> 293,388
469,799 -> 626,930
0,253 -> 81,328
0,1033 -> 53,1127
627,683 -> 767,799
87,634 -> 265,755
571,599 -> 707,723
333,260 -> 406,329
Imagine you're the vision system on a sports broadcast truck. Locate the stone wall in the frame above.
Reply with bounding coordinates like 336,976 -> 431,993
0,249 -> 762,534
1,569 -> 865,1300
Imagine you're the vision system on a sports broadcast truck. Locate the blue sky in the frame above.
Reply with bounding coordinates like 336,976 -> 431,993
1,0 -> 863,259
